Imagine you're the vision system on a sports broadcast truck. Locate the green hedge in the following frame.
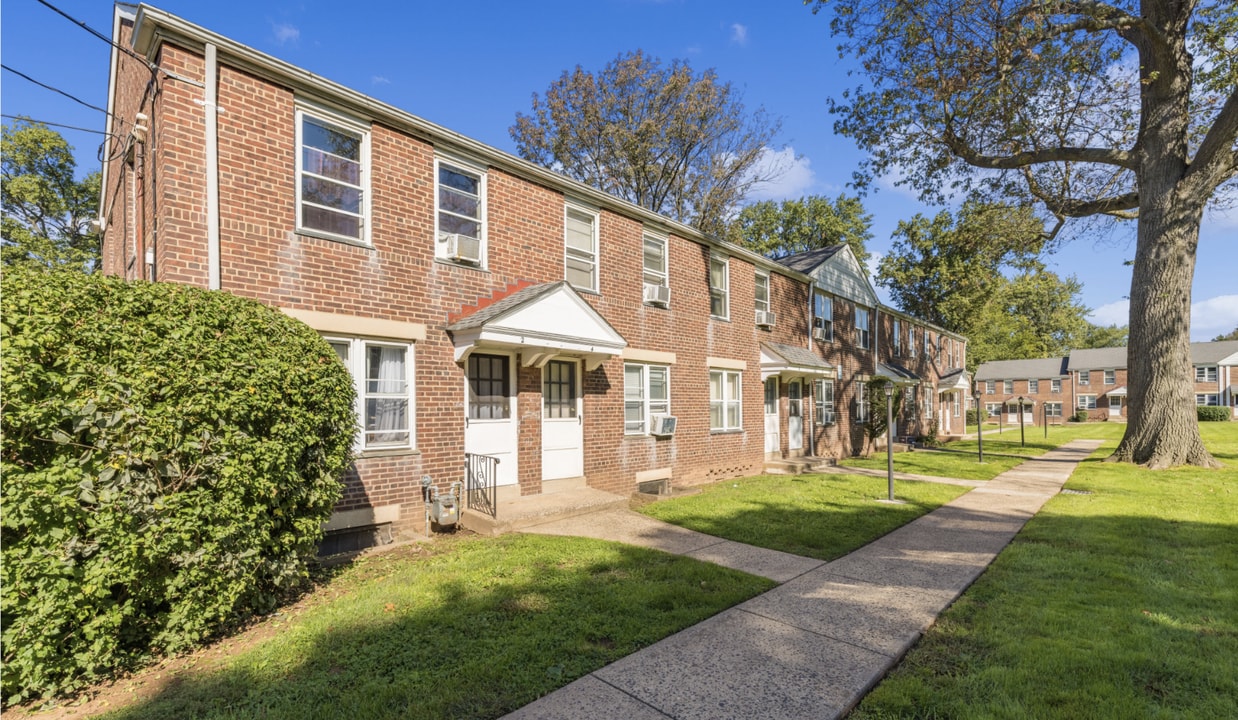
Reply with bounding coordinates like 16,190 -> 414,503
1197,406 -> 1230,422
1,267 -> 356,704
1073,409 -> 1090,423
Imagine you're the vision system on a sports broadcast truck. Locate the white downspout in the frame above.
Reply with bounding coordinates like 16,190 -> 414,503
205,43 -> 221,290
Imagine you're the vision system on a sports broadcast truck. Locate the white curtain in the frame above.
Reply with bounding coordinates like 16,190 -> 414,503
368,346 -> 407,443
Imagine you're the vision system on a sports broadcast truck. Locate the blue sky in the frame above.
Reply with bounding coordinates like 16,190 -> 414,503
3,0 -> 1234,340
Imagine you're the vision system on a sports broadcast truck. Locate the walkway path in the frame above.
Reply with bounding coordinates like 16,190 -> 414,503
507,438 -> 1103,720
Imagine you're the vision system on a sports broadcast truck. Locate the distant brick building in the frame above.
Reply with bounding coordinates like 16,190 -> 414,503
100,5 -> 968,547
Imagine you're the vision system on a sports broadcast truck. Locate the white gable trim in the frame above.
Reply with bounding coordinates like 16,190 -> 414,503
809,244 -> 879,307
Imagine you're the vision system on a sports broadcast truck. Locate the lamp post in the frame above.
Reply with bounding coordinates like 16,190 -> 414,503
973,381 -> 984,464
1043,403 -> 1048,438
885,381 -> 895,502
1018,396 -> 1026,447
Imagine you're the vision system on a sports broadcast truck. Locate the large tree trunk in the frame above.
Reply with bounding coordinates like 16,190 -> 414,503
1112,3 -> 1218,469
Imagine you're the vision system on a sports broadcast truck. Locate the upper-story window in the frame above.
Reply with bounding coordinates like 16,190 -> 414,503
1104,369 -> 1116,385
642,231 -> 669,307
709,253 -> 729,319
985,380 -> 995,394
435,157 -> 486,265
564,203 -> 599,292
754,272 -> 770,316
1029,379 -> 1039,394
297,107 -> 369,243
813,290 -> 832,342
892,319 -> 902,356
1196,366 -> 1218,382
1079,370 -> 1091,385
1003,380 -> 1014,394
855,306 -> 871,349
925,331 -> 933,356
908,326 -> 917,357
1052,378 -> 1062,393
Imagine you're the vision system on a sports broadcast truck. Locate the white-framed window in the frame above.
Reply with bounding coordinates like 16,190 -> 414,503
624,363 -> 670,434
327,337 -> 413,450
1079,370 -> 1090,385
643,232 -> 668,287
1029,379 -> 1039,394
924,386 -> 934,418
709,369 -> 742,431
985,380 -> 996,394
296,105 -> 370,243
754,271 -> 770,316
985,401 -> 1001,417
1104,369 -> 1116,385
856,307 -> 872,349
892,319 -> 902,356
434,156 -> 487,264
953,395 -> 961,417
1196,366 -> 1218,382
908,326 -> 917,357
1003,380 -> 1014,394
1052,378 -> 1062,393
564,202 -> 599,292
1078,395 -> 1097,409
814,379 -> 835,426
855,380 -> 869,423
813,290 -> 833,341
1196,394 -> 1220,406
709,254 -> 729,319
925,331 -> 933,356
1046,402 -> 1063,417
904,386 -> 916,416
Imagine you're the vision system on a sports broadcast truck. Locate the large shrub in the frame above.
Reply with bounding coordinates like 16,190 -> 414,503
1,267 -> 355,704
1197,406 -> 1230,422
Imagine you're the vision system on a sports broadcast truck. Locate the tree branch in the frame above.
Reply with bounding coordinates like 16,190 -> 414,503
1021,165 -> 1140,218
1005,1 -> 1173,62
1184,88 -> 1238,197
941,125 -> 1137,169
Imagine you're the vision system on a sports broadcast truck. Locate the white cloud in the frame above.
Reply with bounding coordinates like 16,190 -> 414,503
1088,299 -> 1129,327
730,23 -> 749,46
371,76 -> 391,86
744,147 -> 815,201
1090,295 -> 1238,341
272,22 -> 300,46
1191,295 -> 1238,340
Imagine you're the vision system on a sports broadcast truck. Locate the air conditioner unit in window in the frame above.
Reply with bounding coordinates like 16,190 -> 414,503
650,414 -> 678,437
755,309 -> 776,328
643,283 -> 671,307
441,232 -> 481,264
812,327 -> 828,342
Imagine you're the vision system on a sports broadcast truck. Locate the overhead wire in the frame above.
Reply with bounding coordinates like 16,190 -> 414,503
1,113 -> 120,138
1,63 -> 126,125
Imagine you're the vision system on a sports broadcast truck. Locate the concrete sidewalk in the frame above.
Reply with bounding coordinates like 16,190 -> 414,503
506,439 -> 1103,720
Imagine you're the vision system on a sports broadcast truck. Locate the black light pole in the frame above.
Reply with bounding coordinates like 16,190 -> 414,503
885,381 -> 895,501
1018,396 -> 1026,447
973,381 -> 984,463
1043,403 -> 1048,438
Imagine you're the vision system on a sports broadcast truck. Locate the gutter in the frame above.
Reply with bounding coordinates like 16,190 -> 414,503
205,42 -> 220,290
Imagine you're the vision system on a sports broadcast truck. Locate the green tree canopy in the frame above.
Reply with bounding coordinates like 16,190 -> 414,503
807,0 -> 1237,468
510,50 -> 783,238
1213,326 -> 1238,342
965,271 -> 1091,369
1,121 -> 100,272
1079,323 -> 1130,348
727,194 -> 873,266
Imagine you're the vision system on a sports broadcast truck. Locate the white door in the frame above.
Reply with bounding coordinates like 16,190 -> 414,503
764,377 -> 780,454
1108,395 -> 1123,419
464,353 -> 518,486
788,379 -> 804,452
542,359 -> 583,480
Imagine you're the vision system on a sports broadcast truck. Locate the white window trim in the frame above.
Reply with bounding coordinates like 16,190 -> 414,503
1045,402 -> 1063,417
856,307 -> 871,350
908,327 -> 917,357
642,230 -> 668,288
1079,370 -> 1091,385
709,253 -> 730,320
1052,379 -> 1062,393
1003,380 -> 1014,394
433,154 -> 488,266
326,335 -> 415,452
295,103 -> 371,245
1104,369 -> 1116,385
892,319 -> 902,356
1196,366 -> 1218,382
709,368 -> 742,431
985,380 -> 996,394
1078,394 -> 1097,410
813,290 -> 833,342
1029,379 -> 1039,394
815,379 -> 835,426
924,386 -> 934,418
564,201 -> 599,293
624,363 -> 670,435
856,380 -> 870,423
1196,394 -> 1220,406
754,271 -> 771,314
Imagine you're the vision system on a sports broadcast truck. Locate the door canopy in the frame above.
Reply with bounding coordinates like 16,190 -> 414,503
760,342 -> 836,381
447,281 -> 626,371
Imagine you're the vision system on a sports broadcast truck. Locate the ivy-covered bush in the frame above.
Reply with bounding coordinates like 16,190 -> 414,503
1197,406 -> 1230,422
1073,409 -> 1090,423
1,267 -> 355,704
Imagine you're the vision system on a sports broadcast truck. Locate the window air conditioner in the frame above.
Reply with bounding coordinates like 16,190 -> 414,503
650,414 -> 678,437
812,327 -> 828,342
755,309 -> 776,328
643,283 -> 671,307
441,232 -> 481,264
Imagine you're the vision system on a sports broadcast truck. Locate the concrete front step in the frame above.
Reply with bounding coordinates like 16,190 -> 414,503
763,457 -> 838,475
460,486 -> 629,536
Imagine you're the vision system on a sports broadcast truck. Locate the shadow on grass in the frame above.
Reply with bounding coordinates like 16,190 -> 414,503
99,537 -> 771,720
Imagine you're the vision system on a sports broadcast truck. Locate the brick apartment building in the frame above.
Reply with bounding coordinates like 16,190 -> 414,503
975,341 -> 1238,426
99,4 -> 968,545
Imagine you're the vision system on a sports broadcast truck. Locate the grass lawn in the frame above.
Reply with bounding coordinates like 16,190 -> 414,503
851,422 -> 1238,719
43,535 -> 773,720
638,473 -> 970,560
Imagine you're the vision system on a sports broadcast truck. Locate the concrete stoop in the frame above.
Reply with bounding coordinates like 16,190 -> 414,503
763,456 -> 838,475
460,487 -> 629,536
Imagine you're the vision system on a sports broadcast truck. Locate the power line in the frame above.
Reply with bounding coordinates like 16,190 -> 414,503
2,114 -> 117,137
1,63 -> 118,121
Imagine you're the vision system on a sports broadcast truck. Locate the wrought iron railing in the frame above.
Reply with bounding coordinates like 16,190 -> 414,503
464,453 -> 500,519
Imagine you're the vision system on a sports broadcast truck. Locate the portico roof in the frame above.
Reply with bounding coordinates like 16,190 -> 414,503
760,342 -> 836,381
1107,385 -> 1127,397
937,368 -> 971,393
446,281 -> 626,371
876,362 -> 921,385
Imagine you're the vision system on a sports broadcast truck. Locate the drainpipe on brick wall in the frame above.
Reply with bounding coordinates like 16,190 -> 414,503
205,43 -> 221,290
